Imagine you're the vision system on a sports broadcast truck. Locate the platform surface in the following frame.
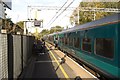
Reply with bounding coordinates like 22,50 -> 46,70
19,43 -> 97,80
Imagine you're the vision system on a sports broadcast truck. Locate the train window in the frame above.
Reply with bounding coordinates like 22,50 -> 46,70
62,38 -> 64,44
76,38 -> 80,48
82,38 -> 91,53
64,38 -> 66,45
74,38 -> 80,48
63,38 -> 65,45
67,38 -> 69,45
95,38 -> 114,59
70,38 -> 73,46
65,38 -> 67,45
61,38 -> 62,43
69,38 -> 71,46
63,38 -> 65,44
72,38 -> 74,46
74,38 -> 76,47
60,37 -> 62,43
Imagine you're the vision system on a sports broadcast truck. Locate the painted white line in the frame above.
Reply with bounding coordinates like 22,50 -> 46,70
36,60 -> 61,63
47,43 -> 98,79
46,45 -> 70,79
66,55 -> 98,79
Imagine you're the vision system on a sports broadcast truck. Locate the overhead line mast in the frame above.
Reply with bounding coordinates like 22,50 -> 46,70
27,6 -> 120,27
28,6 -> 120,12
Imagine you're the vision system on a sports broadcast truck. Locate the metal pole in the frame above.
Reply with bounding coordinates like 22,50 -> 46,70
35,10 -> 37,20
24,21 -> 26,35
77,7 -> 79,25
93,9 -> 96,20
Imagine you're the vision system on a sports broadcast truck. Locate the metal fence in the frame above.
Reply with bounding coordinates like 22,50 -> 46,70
22,36 -> 34,68
13,35 -> 22,78
0,34 -> 8,80
0,33 -> 35,79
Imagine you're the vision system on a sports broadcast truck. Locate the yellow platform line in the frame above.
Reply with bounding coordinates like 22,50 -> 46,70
46,45 -> 70,80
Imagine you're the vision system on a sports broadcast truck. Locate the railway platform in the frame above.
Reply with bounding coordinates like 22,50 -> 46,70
19,42 -> 98,80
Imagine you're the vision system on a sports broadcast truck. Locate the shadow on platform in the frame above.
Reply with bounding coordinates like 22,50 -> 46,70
18,47 -> 59,80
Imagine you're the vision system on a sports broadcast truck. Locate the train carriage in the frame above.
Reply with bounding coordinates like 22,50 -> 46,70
47,13 -> 120,79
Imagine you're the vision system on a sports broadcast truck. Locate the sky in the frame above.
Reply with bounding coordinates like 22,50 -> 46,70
6,0 -> 81,33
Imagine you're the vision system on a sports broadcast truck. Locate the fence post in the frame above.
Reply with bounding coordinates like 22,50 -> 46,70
7,34 -> 13,79
21,35 -> 23,71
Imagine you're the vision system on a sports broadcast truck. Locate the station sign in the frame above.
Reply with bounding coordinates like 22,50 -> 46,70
34,20 -> 43,27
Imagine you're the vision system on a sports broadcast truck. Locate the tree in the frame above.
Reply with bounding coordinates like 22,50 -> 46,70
49,28 -> 55,34
49,25 -> 64,34
70,2 -> 119,26
38,29 -> 50,39
41,29 -> 49,35
16,21 -> 24,29
37,26 -> 64,39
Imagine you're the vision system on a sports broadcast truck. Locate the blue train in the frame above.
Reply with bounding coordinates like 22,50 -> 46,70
46,13 -> 120,79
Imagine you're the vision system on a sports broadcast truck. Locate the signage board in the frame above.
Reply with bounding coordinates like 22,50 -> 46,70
34,20 -> 41,27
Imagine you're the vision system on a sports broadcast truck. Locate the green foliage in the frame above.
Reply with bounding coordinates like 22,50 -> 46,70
49,29 -> 54,34
103,2 -> 120,8
70,2 -> 119,26
41,29 -> 49,35
16,21 -> 24,29
39,25 -> 64,38
49,25 -> 64,34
